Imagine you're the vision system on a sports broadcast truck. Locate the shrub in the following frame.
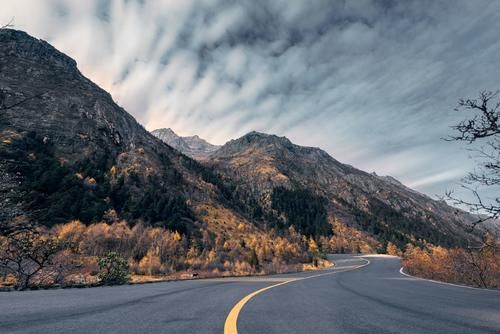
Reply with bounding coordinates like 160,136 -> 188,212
97,252 -> 129,285
402,242 -> 499,289
0,230 -> 68,289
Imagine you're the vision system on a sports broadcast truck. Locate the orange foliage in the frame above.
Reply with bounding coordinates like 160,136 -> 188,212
46,217 -> 320,282
386,242 -> 401,256
402,241 -> 499,289
320,218 -> 379,254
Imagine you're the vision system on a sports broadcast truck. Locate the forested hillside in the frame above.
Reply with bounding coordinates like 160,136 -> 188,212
0,29 -> 482,289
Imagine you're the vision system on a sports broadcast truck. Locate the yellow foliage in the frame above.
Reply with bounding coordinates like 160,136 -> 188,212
324,218 -> 379,254
194,203 -> 257,235
308,238 -> 319,254
402,243 -> 499,289
0,274 -> 17,287
386,242 -> 401,256
173,231 -> 182,242
234,261 -> 253,275
54,220 -> 86,246
138,250 -> 162,275
207,250 -> 217,263
23,207 -> 330,285
187,246 -> 199,259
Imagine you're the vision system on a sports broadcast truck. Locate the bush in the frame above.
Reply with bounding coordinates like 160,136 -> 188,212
0,230 -> 68,289
97,252 -> 129,285
402,241 -> 499,289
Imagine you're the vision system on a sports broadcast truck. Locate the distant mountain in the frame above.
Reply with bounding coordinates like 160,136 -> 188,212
205,131 -> 479,247
152,128 -> 220,159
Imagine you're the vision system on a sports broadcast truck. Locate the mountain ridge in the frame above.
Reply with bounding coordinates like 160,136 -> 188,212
204,129 -> 478,247
0,29 -> 479,251
0,29 -> 226,233
152,128 -> 220,159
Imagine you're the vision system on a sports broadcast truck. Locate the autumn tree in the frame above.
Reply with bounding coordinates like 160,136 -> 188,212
0,230 -> 68,289
247,249 -> 260,270
386,242 -> 401,256
402,244 -> 499,288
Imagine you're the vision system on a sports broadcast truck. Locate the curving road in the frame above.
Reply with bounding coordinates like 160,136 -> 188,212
0,255 -> 498,334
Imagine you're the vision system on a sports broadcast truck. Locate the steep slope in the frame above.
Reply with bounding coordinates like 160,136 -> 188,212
207,132 -> 478,247
0,29 -> 477,251
0,29 -> 231,233
152,128 -> 220,159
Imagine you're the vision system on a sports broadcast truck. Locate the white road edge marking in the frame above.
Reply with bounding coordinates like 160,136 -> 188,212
399,267 -> 500,293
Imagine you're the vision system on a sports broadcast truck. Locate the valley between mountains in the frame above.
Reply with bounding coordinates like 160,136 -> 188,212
0,29 -> 482,289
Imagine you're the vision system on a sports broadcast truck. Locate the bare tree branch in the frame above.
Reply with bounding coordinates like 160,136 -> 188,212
446,90 -> 500,248
448,90 -> 500,142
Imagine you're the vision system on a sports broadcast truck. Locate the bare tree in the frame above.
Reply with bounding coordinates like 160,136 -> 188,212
0,229 -> 68,289
447,90 -> 500,247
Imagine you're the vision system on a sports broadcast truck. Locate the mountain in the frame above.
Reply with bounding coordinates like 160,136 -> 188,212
152,128 -> 220,159
0,29 -> 477,251
0,29 -> 237,234
205,131 -> 478,247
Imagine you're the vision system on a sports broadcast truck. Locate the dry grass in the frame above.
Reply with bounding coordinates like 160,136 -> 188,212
194,203 -> 258,236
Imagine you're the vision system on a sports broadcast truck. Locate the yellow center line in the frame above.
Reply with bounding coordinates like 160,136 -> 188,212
205,278 -> 291,283
223,259 -> 370,334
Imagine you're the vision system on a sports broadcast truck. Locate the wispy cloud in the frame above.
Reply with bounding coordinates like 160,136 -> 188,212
3,0 -> 500,199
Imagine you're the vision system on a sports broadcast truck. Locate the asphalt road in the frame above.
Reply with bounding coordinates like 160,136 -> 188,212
0,255 -> 498,334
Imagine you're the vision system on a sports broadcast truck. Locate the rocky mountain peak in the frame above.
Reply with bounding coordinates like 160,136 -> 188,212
0,28 -> 152,162
152,128 -> 181,143
0,28 -> 198,228
0,29 -> 78,75
241,131 -> 292,145
151,128 -> 220,159
211,131 -> 294,157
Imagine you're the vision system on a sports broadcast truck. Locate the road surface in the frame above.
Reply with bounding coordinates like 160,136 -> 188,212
0,255 -> 498,333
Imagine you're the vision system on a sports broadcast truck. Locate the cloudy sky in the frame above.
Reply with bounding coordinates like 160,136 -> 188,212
3,0 -> 500,201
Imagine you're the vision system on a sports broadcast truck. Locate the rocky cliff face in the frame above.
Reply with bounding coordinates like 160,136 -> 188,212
0,29 -> 224,231
206,131 -> 478,247
152,128 -> 220,159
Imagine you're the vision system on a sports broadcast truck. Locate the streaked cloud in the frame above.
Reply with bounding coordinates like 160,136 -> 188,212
3,0 -> 500,200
